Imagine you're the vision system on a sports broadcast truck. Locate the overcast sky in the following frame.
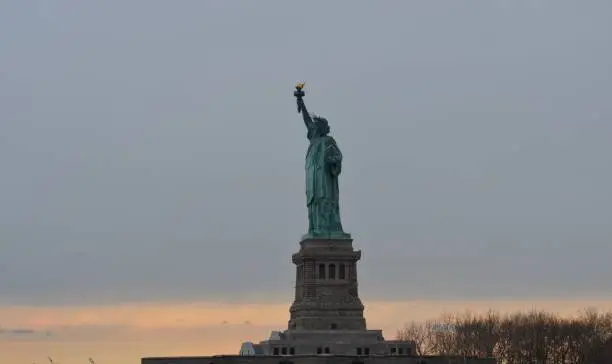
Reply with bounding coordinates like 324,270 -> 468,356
1,1 -> 611,306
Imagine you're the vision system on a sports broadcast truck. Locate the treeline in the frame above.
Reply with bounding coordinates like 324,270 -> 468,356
397,308 -> 612,364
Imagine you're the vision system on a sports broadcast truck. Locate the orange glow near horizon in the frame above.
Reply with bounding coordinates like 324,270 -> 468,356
2,298 -> 612,364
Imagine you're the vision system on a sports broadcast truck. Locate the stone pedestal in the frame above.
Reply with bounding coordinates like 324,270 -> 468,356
228,237 -> 415,357
288,237 -> 366,331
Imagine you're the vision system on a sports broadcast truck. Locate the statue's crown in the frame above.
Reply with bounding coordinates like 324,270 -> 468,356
312,113 -> 327,123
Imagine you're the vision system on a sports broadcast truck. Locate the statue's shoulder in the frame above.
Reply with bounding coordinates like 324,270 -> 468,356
324,136 -> 339,146
322,135 -> 335,142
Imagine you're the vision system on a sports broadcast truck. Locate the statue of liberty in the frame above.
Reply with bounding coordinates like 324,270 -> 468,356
293,83 -> 350,239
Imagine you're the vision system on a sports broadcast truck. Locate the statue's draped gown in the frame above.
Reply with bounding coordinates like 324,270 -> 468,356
305,126 -> 346,237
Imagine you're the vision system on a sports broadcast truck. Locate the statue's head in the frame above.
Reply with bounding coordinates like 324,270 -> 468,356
312,114 -> 330,137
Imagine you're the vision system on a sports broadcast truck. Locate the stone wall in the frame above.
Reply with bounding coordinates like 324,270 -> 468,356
142,355 -> 496,364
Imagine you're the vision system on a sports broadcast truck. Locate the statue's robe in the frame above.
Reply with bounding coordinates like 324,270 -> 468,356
305,135 -> 346,237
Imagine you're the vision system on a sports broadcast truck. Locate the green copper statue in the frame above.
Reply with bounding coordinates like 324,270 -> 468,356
294,83 -> 350,239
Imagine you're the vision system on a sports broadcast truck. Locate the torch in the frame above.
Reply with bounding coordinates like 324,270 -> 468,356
294,82 -> 305,113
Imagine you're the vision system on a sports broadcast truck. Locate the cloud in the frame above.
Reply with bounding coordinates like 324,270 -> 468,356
0,327 -> 35,334
3,299 -> 612,334
0,326 -> 53,339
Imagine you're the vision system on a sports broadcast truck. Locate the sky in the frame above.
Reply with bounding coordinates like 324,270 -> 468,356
1,1 -> 611,363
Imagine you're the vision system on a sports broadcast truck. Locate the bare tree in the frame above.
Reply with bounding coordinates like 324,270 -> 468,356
452,309 -> 500,358
399,307 -> 612,364
428,313 -> 458,355
397,321 -> 431,356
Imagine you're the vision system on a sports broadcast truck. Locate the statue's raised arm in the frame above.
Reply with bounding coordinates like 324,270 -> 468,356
294,83 -> 315,133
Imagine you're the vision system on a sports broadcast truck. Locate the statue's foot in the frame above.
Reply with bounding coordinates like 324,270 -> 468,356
302,231 -> 352,240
